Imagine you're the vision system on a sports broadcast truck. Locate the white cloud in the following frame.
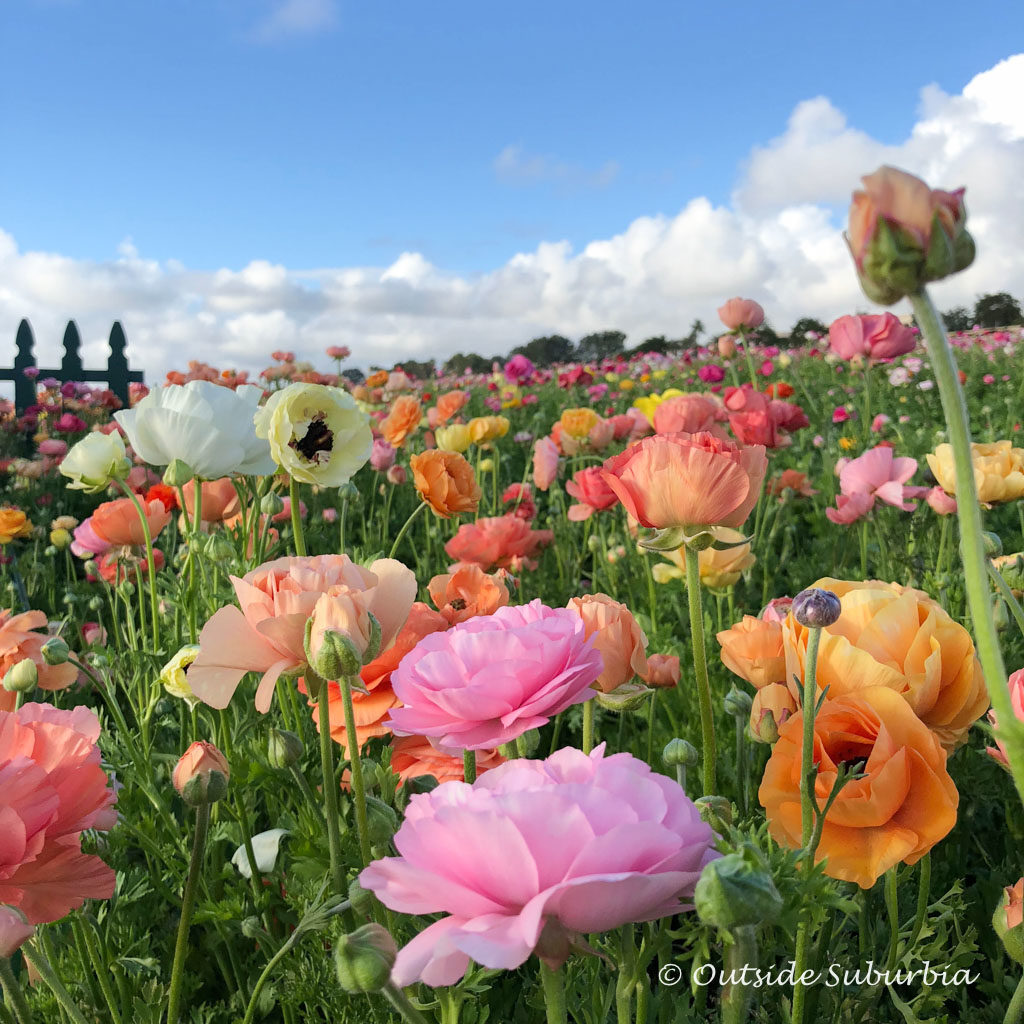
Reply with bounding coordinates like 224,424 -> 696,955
2,54 -> 1023,385
494,145 -> 620,190
250,0 -> 338,42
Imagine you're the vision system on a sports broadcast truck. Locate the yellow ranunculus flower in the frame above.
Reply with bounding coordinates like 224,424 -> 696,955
652,528 -> 755,589
652,369 -> 668,380
619,379 -> 635,391
927,440 -> 1024,505
161,645 -> 201,707
49,528 -> 72,549
604,372 -> 620,384
631,388 -> 684,426
559,408 -> 600,440
435,424 -> 472,453
254,382 -> 372,486
467,416 -> 510,444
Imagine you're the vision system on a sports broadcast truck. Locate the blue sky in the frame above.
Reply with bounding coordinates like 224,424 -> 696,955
2,0 -> 1020,273
0,1 -> 1022,377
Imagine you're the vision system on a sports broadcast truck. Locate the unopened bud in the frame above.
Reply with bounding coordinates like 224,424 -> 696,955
994,881 -> 1024,965
260,491 -> 285,516
983,531 -> 1004,558
365,796 -> 399,845
723,686 -> 753,719
663,738 -> 698,769
596,682 -> 652,712
348,878 -> 377,917
305,623 -> 363,679
695,794 -> 733,829
268,728 -> 304,769
792,587 -> 842,628
994,598 -> 1010,633
173,741 -> 230,806
338,481 -> 360,503
694,846 -> 783,930
202,532 -> 234,562
162,459 -> 194,487
334,924 -> 397,993
40,636 -> 70,665
49,528 -> 72,549
3,657 -> 38,693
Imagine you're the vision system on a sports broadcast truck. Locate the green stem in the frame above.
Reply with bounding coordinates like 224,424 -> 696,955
0,957 -> 33,1024
21,941 -> 90,1024
114,479 -> 159,649
289,478 -> 306,556
989,562 -> 1024,640
388,500 -> 428,560
800,626 -> 823,847
790,919 -> 813,1024
166,802 -> 211,1024
884,868 -> 900,970
538,962 -> 567,1024
684,545 -> 716,795
75,917 -> 123,1024
911,288 -> 1024,806
615,924 -> 634,1024
382,984 -> 433,1024
721,925 -> 758,1024
316,676 -> 350,884
1005,974 -> 1024,1024
904,853 -> 930,956
462,749 -> 477,785
582,699 -> 595,755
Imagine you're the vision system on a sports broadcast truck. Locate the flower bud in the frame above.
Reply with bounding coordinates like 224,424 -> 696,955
241,916 -> 264,940
662,738 -> 698,769
994,881 -> 1024,965
338,481 -> 361,504
386,465 -> 407,486
162,459 -> 195,487
718,335 -> 737,359
983,531 -> 1004,558
305,623 -> 363,679
348,878 -> 377,917
595,681 -> 652,712
404,774 -> 440,796
478,458 -> 494,474
40,636 -> 70,665
173,741 -> 230,806
202,532 -> 235,562
723,685 -> 753,719
365,795 -> 399,846
694,847 -> 783,931
994,598 -> 1010,633
0,906 -> 34,957
260,490 -> 285,516
268,728 -> 304,769
3,657 -> 38,692
334,924 -> 397,993
695,794 -> 733,828
792,587 -> 842,628
49,527 -> 72,549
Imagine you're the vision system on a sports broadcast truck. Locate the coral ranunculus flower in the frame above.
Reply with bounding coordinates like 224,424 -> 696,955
361,745 -> 718,987
828,313 -> 916,362
652,394 -> 722,436
600,432 -> 767,533
434,390 -> 469,425
782,578 -> 989,750
181,478 -> 241,523
0,703 -> 117,923
566,594 -> 649,693
410,450 -> 481,518
427,564 -> 510,625
759,687 -> 958,889
390,735 -> 504,787
90,497 -> 171,547
565,466 -> 619,522
717,615 -> 786,688
927,441 -> 1024,506
717,298 -> 765,331
381,395 -> 423,448
445,515 -> 554,572
532,436 -> 560,491
0,610 -> 78,705
0,508 -> 32,545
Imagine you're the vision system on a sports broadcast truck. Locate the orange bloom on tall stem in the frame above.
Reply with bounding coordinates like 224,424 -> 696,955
434,390 -> 469,425
380,395 -> 423,447
410,450 -> 481,518
0,610 -> 78,710
759,686 -> 958,889
566,593 -> 649,693
0,508 -> 32,544
717,615 -> 786,688
428,564 -> 510,625
91,497 -> 170,546
181,478 -> 241,523
600,431 -> 767,532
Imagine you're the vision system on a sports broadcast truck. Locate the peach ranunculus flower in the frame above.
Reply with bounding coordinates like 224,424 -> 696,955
0,610 -> 78,709
532,436 -> 560,491
653,528 -> 755,589
380,395 -> 423,448
0,508 -> 32,545
308,602 -> 449,757
640,653 -> 680,689
410,451 -> 481,519
172,741 -> 230,795
559,407 -> 600,440
390,734 -> 504,787
717,298 -> 765,331
781,577 -> 988,750
188,555 -> 417,712
759,686 -> 958,889
600,432 -> 767,535
566,594 -> 649,693
428,564 -> 510,625
181,478 -> 241,523
90,497 -> 171,547
716,615 -> 786,689
767,470 -> 817,499
652,394 -> 723,436
433,390 -> 469,426
445,515 -> 554,573
987,668 -> 1024,769
926,440 -> 1024,506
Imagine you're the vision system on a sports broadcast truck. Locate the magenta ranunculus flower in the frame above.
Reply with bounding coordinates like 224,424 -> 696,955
386,600 -> 603,751
360,744 -> 719,987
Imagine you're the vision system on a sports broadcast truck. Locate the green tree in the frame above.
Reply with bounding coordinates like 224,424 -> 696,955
788,317 -> 829,344
443,352 -> 491,375
941,307 -> 973,333
973,292 -> 1022,328
400,358 -> 435,380
575,330 -> 626,363
510,335 -> 575,367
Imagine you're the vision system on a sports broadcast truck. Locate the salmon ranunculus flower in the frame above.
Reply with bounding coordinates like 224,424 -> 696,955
381,395 -> 423,448
717,616 -> 786,689
759,686 -> 958,889
0,703 -> 117,923
652,394 -> 722,436
560,407 -> 600,440
532,436 -> 560,491
600,432 -> 767,533
565,466 -> 619,522
434,390 -> 469,425
90,497 -> 171,547
181,478 -> 241,523
189,554 -> 417,712
986,668 -> 1024,769
926,440 -> 1024,506
427,564 -> 510,625
781,577 -> 988,750
410,451 -> 481,519
0,508 -> 32,545
767,470 -> 817,499
566,594 -> 649,693
717,298 -> 765,331
0,610 -> 79,707
641,653 -> 680,689
172,741 -> 230,795
445,515 -> 554,572
390,735 -> 504,787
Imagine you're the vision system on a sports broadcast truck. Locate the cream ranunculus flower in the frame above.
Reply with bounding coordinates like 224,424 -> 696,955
652,528 -> 755,589
254,383 -> 373,486
59,431 -> 131,493
114,381 -> 276,479
160,644 -> 201,707
435,424 -> 472,453
927,440 -> 1024,505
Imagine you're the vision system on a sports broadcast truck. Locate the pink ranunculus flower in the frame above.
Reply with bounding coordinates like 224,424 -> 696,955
987,669 -> 1024,768
837,445 -> 920,510
189,555 -> 417,712
717,298 -> 765,331
871,413 -> 891,432
926,486 -> 957,516
360,744 -> 719,987
0,906 -> 34,956
829,313 -> 916,362
38,438 -> 68,459
565,466 -> 619,522
698,364 -> 726,384
652,394 -> 722,435
0,703 -> 117,923
532,436 -> 560,492
760,596 -> 793,623
824,492 -> 874,525
504,354 -> 535,383
370,439 -> 397,472
70,518 -> 112,559
386,600 -> 603,752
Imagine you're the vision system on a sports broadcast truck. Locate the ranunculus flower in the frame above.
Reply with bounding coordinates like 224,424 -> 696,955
828,313 -> 916,362
0,508 -> 31,545
0,703 -> 117,922
445,516 -> 554,572
435,390 -> 470,424
173,741 -> 230,795
503,355 -> 535,383
380,395 -> 423,448
90,497 -> 171,546
833,445 -> 921,512
749,683 -> 797,742
501,483 -> 536,521
717,298 -> 765,331
58,431 -> 131,493
824,492 -> 874,525
925,486 -> 957,515
390,735 -> 504,787
369,439 -> 397,472
386,600 -> 603,751
180,478 -> 240,523
565,466 -> 619,522
410,451 -> 481,519
600,432 -> 767,533
767,470 -> 816,498
717,335 -> 737,359
560,408 -> 600,440
759,687 -> 958,888
641,653 -> 680,688
468,416 -> 510,444
435,424 -> 472,454
189,555 -> 416,712
566,594 -> 648,693
652,394 -> 723,435
361,745 -> 718,986
987,668 -> 1024,769
781,577 -> 988,750
0,906 -> 34,956
115,380 -> 276,479
0,610 -> 78,707
760,596 -> 793,623
532,436 -> 560,491
927,440 -> 1024,505
428,564 -> 510,625
717,616 -> 786,688
254,382 -> 373,486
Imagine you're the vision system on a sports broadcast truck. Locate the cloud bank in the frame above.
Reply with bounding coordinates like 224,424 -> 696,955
1,55 -> 1022,383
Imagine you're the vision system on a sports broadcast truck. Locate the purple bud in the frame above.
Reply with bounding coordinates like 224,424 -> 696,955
792,588 -> 841,628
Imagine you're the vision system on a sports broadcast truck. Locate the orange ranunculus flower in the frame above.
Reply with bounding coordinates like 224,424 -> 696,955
600,431 -> 767,533
759,686 -> 958,889
410,451 -> 481,519
428,564 -> 510,625
767,469 -> 817,498
390,734 -> 504,787
764,381 -> 795,399
717,616 -> 786,688
749,683 -> 797,742
781,577 -> 988,750
926,441 -> 1024,506
434,390 -> 469,425
566,594 -> 648,693
641,653 -> 680,689
560,407 -> 600,440
0,508 -> 32,545
0,609 -> 78,711
380,395 -> 423,448
181,478 -> 241,523
366,370 -> 389,388
91,498 -> 171,546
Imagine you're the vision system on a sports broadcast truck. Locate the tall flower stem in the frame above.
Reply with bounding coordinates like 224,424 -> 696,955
289,478 -> 306,556
884,868 -> 901,970
684,545 -> 716,795
166,802 -> 211,1024
113,480 -> 159,649
721,926 -> 758,1024
20,943 -> 89,1024
313,674 -> 349,885
911,288 -> 1024,805
799,627 -> 823,846
388,501 -> 428,560
538,962 -> 567,1024
582,700 -> 595,755
0,957 -> 32,1024
463,749 -> 477,784
1005,975 -> 1024,1024
338,673 -> 372,868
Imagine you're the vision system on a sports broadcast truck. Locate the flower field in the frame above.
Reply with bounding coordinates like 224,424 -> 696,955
4,167 -> 1024,1023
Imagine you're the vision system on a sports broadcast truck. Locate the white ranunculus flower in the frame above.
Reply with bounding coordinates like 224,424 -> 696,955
232,828 -> 289,879
114,381 -> 276,479
59,431 -> 131,493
